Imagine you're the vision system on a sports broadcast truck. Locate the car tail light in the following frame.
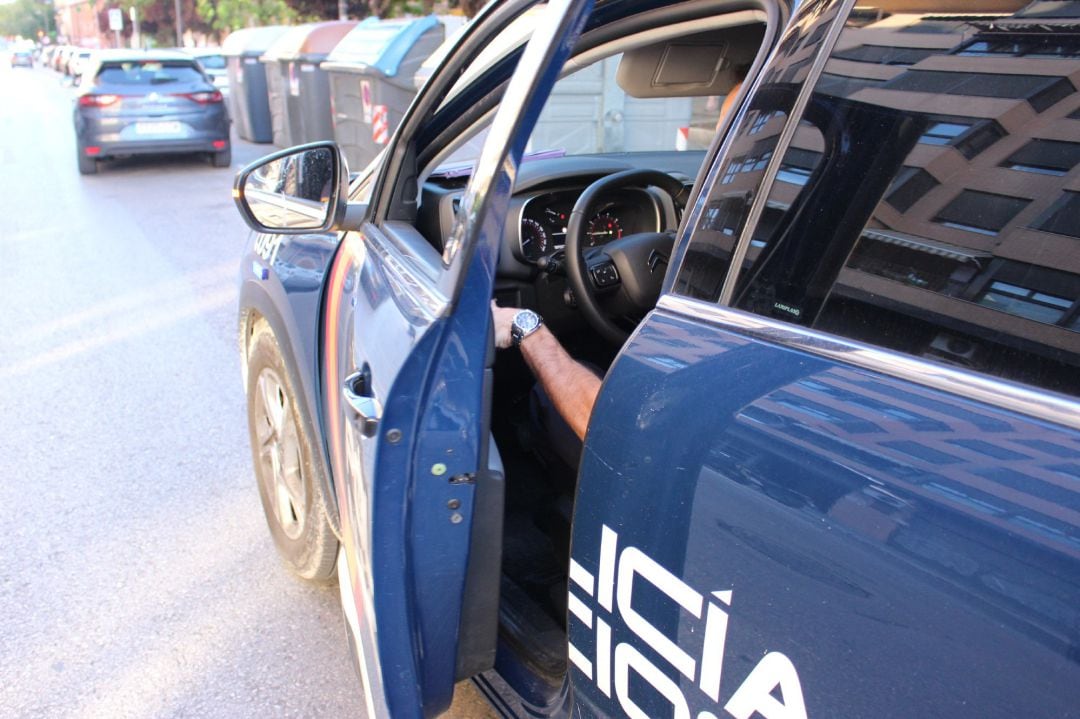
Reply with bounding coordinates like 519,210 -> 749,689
175,91 -> 223,104
85,146 -> 102,156
78,94 -> 120,108
212,140 -> 227,150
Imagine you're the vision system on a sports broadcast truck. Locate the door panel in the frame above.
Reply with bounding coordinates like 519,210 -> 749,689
323,0 -> 595,715
569,306 -> 1080,718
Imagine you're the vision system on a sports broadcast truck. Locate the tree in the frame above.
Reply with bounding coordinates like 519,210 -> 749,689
0,0 -> 55,40
195,0 -> 295,35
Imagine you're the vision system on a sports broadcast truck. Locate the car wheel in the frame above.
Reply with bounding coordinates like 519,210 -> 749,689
212,147 -> 232,168
246,321 -> 338,582
77,149 -> 97,175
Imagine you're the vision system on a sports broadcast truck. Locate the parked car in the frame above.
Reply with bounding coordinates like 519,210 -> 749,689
232,0 -> 1080,716
182,47 -> 229,95
68,49 -> 92,82
10,49 -> 33,68
73,50 -> 231,175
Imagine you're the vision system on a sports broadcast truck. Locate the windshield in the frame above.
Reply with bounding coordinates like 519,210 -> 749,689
432,51 -> 727,175
95,61 -> 205,86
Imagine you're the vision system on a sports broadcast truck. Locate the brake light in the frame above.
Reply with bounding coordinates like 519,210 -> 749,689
78,94 -> 120,107
175,91 -> 223,104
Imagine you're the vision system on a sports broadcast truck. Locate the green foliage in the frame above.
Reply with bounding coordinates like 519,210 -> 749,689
0,0 -> 54,40
196,0 -> 295,34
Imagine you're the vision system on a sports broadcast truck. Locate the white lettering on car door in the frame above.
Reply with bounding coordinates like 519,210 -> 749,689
569,524 -> 808,719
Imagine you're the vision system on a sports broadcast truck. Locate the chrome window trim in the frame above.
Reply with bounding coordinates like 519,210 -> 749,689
657,294 -> 1080,431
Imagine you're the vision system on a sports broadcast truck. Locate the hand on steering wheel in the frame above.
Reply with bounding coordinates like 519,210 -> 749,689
564,169 -> 687,344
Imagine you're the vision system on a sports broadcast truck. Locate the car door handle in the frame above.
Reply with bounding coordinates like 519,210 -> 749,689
343,369 -> 381,438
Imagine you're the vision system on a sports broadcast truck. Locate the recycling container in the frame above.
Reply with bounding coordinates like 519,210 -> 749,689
324,15 -> 446,170
261,20 -> 357,147
223,26 -> 290,143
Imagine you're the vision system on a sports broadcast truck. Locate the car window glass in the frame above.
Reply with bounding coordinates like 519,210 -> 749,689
196,54 -> 226,70
672,0 -> 843,301
95,62 -> 204,85
687,2 -> 1080,396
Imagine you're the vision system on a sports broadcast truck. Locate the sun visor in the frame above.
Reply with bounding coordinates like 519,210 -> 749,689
616,25 -> 764,98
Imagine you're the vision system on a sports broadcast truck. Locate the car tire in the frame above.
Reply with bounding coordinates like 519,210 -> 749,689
246,320 -> 338,582
77,150 -> 97,175
212,147 -> 231,168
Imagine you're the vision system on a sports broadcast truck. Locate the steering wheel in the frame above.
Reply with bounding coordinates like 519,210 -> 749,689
565,169 -> 688,344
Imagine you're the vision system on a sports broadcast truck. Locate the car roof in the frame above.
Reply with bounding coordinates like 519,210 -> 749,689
93,49 -> 199,63
177,47 -> 224,57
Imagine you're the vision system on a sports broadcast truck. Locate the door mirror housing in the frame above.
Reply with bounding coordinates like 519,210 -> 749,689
234,142 -> 350,234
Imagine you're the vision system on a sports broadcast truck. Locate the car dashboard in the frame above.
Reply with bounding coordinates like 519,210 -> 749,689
416,151 -> 705,282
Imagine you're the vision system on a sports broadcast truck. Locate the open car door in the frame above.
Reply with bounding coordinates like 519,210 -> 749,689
321,0 -> 593,715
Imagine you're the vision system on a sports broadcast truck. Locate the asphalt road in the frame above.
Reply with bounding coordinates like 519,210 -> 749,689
0,61 -> 492,719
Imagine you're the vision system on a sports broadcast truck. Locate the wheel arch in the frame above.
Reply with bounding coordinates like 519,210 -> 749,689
239,279 -> 343,542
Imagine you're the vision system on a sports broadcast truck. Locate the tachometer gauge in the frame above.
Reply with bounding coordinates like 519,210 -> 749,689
521,218 -> 549,260
586,212 -> 623,246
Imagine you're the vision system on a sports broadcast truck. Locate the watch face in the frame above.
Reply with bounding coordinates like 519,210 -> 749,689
515,311 -> 540,333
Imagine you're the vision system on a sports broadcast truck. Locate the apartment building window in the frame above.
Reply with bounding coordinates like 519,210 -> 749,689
776,148 -> 821,186
1033,191 -> 1080,237
918,119 -> 1005,159
702,196 -> 748,236
817,72 -> 885,98
720,139 -> 775,184
977,282 -> 1073,323
973,261 -> 1080,327
898,20 -> 965,34
885,167 -> 939,212
832,44 -> 938,65
749,110 -> 777,134
1026,40 -> 1080,58
920,121 -> 969,145
954,37 -> 1080,58
934,190 -> 1031,235
885,71 -> 1075,113
956,40 -> 1029,56
1002,139 -> 1080,175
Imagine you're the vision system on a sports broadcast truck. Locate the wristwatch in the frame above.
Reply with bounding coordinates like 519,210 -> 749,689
510,309 -> 543,346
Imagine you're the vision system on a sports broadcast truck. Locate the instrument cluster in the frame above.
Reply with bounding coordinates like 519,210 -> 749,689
517,188 -> 660,262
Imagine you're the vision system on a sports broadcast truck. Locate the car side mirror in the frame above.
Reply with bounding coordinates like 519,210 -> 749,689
233,142 -> 350,234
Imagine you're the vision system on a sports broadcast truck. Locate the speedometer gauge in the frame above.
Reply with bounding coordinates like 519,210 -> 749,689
586,212 -> 623,246
521,218 -> 549,260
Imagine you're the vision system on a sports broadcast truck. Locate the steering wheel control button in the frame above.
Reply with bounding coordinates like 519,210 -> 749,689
591,262 -> 620,288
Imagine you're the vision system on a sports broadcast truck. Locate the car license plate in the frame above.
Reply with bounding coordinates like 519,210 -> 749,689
133,121 -> 182,135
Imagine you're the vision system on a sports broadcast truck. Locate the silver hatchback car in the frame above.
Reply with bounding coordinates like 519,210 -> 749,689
73,50 -> 231,175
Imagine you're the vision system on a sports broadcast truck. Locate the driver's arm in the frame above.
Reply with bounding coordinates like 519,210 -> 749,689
493,303 -> 600,441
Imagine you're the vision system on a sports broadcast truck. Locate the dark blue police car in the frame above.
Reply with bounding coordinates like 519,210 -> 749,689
232,0 -> 1080,716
